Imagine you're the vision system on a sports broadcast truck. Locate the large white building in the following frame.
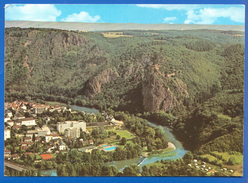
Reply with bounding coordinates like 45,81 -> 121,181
64,128 -> 80,138
36,125 -> 51,137
57,121 -> 86,134
4,129 -> 11,140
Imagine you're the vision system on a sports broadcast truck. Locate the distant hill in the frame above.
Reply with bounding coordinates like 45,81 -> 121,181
5,21 -> 245,32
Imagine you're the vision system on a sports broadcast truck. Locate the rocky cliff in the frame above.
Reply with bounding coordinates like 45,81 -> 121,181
84,68 -> 119,98
142,65 -> 189,112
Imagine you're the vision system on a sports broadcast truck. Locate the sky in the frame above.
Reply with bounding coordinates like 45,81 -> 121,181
4,4 -> 245,25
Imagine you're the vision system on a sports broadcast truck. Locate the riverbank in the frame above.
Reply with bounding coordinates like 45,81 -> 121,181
142,141 -> 176,158
168,142 -> 176,150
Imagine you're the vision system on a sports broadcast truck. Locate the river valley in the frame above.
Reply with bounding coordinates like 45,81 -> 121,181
41,105 -> 187,176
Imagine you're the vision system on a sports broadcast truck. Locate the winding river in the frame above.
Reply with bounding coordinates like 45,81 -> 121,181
41,105 -> 187,176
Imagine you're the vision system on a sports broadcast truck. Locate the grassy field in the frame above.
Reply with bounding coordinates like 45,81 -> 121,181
115,130 -> 134,139
211,151 -> 243,165
217,114 -> 232,121
105,129 -> 134,139
149,148 -> 176,158
102,33 -> 133,38
151,151 -> 177,158
36,154 -> 42,160
197,151 -> 243,176
200,154 -> 218,162
200,154 -> 218,163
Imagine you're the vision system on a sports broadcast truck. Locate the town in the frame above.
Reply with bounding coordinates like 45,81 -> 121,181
4,100 -> 132,176
4,100 -> 242,177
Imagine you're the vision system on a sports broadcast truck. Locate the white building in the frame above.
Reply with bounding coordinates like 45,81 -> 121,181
59,144 -> 67,151
37,125 -> 51,137
5,110 -> 12,118
34,107 -> 47,114
6,120 -> 14,127
45,134 -> 60,142
4,129 -> 11,140
57,121 -> 86,134
4,117 -> 10,122
16,117 -> 36,126
64,128 -> 80,138
14,113 -> 25,120
20,104 -> 27,110
47,146 -> 55,153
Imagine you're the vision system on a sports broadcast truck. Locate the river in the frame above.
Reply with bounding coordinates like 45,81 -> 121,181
70,105 -> 99,114
41,105 -> 187,176
139,122 -> 188,167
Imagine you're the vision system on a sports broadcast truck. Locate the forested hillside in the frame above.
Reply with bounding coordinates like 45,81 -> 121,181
5,27 -> 244,153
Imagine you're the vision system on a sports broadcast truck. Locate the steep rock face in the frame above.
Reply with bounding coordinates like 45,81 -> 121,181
142,65 -> 189,112
84,68 -> 119,98
48,32 -> 89,57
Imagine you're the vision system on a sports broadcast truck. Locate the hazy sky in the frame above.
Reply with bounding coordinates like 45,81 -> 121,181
5,4 -> 245,25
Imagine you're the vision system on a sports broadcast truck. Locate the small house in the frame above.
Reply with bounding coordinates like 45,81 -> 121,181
11,154 -> 20,160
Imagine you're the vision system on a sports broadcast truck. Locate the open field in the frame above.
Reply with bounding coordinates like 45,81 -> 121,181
211,151 -> 243,165
200,154 -> 218,162
115,130 -> 134,139
5,21 -> 245,32
217,114 -> 232,121
36,154 -> 42,160
102,33 -> 132,38
197,152 -> 243,176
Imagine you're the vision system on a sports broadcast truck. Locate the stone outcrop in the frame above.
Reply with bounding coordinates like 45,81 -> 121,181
142,65 -> 189,112
84,68 -> 119,98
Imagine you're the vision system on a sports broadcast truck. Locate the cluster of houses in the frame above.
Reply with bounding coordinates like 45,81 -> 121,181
4,101 -> 74,141
4,101 -> 87,161
187,159 -> 234,175
5,100 -> 71,116
4,101 -> 125,163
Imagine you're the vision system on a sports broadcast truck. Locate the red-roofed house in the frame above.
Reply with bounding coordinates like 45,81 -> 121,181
20,142 -> 33,149
35,137 -> 41,142
12,125 -> 21,130
40,154 -> 54,160
23,137 -> 32,142
24,152 -> 32,156
89,139 -> 94,145
11,154 -> 20,160
22,146 -> 28,150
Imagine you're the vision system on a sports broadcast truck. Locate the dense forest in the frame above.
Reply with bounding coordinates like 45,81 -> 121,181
5,27 -> 244,153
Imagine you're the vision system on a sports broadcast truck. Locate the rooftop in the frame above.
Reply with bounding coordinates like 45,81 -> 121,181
17,117 -> 35,122
40,154 -> 54,160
